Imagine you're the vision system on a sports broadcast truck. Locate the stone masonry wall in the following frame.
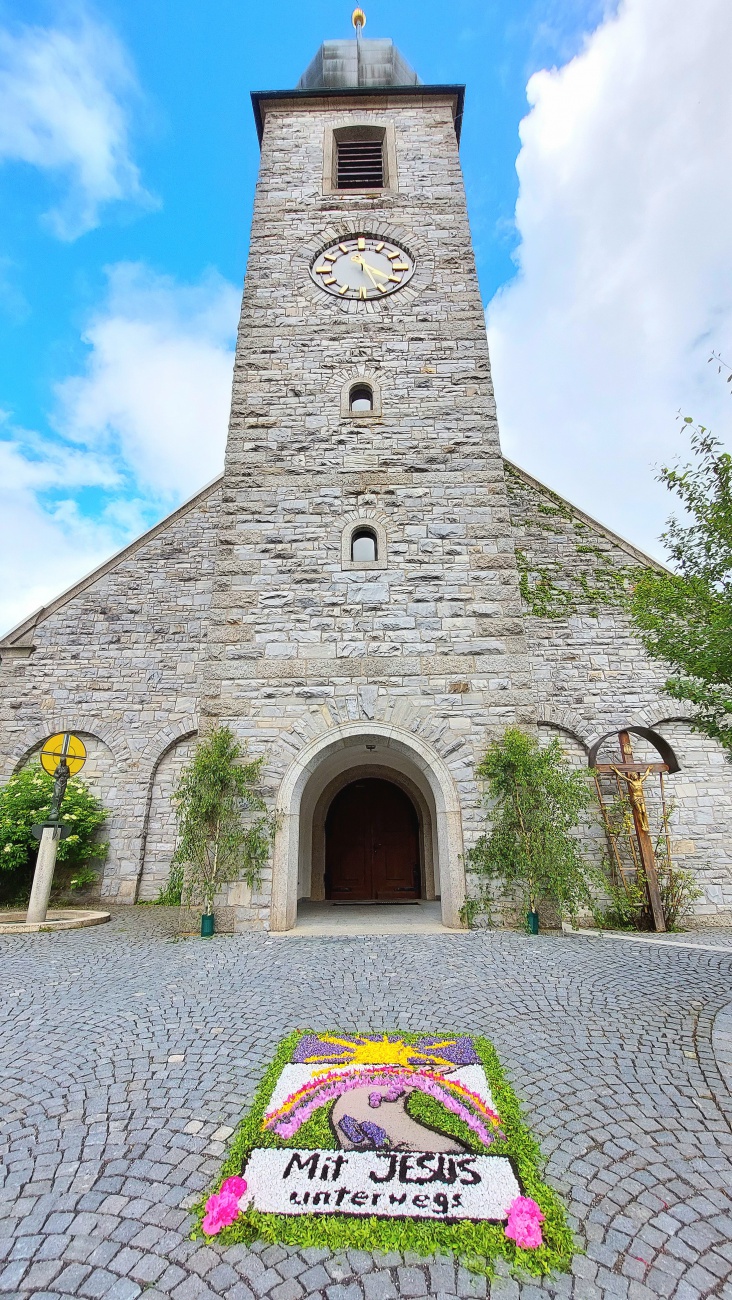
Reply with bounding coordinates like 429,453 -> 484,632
0,485 -> 219,901
137,735 -> 197,901
1,459 -> 730,918
508,463 -> 732,920
200,92 -> 537,927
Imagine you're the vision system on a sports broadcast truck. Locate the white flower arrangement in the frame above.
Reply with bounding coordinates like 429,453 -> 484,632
241,1147 -> 520,1221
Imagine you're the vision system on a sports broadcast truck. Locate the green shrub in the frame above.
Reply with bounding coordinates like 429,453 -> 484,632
173,726 -> 278,914
155,860 -> 184,906
464,727 -> 594,927
0,767 -> 108,903
594,862 -> 702,932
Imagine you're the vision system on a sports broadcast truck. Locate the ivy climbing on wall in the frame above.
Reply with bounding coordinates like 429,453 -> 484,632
505,464 -> 638,619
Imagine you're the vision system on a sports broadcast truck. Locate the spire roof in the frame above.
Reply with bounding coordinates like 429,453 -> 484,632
297,38 -> 421,90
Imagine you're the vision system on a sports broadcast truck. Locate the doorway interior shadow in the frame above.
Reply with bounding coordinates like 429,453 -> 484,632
325,777 -> 421,902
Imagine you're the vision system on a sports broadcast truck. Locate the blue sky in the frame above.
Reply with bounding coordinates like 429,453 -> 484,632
1,0 -> 730,632
1,0 -> 610,403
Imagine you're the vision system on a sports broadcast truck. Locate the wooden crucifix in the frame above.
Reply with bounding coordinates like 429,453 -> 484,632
594,730 -> 667,933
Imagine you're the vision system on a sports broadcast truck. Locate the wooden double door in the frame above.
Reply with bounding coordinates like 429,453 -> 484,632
325,778 -> 421,902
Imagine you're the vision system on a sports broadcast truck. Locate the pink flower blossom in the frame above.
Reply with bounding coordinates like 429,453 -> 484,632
504,1196 -> 545,1249
202,1189 -> 241,1235
220,1175 -> 247,1199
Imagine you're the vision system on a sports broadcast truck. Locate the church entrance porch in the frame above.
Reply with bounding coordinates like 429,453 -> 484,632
325,778 -> 420,903
268,723 -> 467,932
284,899 -> 452,936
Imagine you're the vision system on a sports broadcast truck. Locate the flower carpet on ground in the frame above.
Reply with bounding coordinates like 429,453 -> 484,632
195,1031 -> 572,1277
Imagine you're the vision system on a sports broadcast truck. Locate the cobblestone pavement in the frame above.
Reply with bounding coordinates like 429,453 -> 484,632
600,931 -> 732,952
2,908 -> 732,1300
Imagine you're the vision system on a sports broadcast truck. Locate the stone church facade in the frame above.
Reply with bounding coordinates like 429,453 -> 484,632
2,33 -> 731,928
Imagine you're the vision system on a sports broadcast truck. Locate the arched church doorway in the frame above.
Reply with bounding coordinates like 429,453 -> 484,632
269,722 -> 466,931
325,778 -> 420,902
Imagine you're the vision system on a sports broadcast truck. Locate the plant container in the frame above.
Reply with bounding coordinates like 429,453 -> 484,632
201,912 -> 215,938
527,910 -> 539,935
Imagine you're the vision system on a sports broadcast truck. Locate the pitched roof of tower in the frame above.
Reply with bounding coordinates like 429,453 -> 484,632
251,34 -> 463,145
297,38 -> 421,91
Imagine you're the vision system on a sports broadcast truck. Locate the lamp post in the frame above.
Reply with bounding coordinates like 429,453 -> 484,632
27,733 -> 86,925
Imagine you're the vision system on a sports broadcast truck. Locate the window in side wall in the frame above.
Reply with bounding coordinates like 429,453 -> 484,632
349,383 -> 373,413
340,375 -> 382,419
351,527 -> 378,563
341,518 -> 387,570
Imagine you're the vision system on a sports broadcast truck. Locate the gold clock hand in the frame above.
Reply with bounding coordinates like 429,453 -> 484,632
350,254 -> 377,288
358,255 -> 390,280
350,255 -> 379,293
361,262 -> 379,290
363,261 -> 389,279
351,254 -> 389,282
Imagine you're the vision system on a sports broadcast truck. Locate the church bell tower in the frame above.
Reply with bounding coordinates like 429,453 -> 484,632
202,12 -> 535,931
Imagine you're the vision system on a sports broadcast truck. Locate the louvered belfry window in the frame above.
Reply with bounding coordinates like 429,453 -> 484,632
336,137 -> 384,189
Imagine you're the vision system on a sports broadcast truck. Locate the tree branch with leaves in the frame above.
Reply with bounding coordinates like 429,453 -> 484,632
629,409 -> 732,758
172,727 -> 278,915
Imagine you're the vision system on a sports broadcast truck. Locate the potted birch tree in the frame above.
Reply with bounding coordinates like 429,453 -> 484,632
465,728 -> 593,932
172,727 -> 277,937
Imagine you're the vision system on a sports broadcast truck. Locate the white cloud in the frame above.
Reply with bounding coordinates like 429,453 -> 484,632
488,0 -> 732,558
56,262 -> 239,497
0,16 -> 152,238
2,493 -> 119,633
1,264 -> 238,635
1,419 -> 122,635
0,425 -> 118,493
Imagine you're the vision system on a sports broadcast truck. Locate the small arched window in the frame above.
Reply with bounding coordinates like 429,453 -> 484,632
349,383 -> 373,414
351,527 -> 378,563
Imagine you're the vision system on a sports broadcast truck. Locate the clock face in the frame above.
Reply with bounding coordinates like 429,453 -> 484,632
311,236 -> 415,300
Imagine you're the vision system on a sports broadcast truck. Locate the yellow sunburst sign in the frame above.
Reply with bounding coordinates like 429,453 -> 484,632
298,1033 -> 466,1072
40,732 -> 87,776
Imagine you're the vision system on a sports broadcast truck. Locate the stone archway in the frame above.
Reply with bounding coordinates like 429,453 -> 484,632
307,764 -> 436,903
269,723 -> 465,931
135,732 -> 198,901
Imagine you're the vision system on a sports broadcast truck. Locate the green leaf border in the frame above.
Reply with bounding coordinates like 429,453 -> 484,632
192,1030 -> 574,1278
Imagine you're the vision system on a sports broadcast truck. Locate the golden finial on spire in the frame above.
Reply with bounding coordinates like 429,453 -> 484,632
352,8 -> 366,31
